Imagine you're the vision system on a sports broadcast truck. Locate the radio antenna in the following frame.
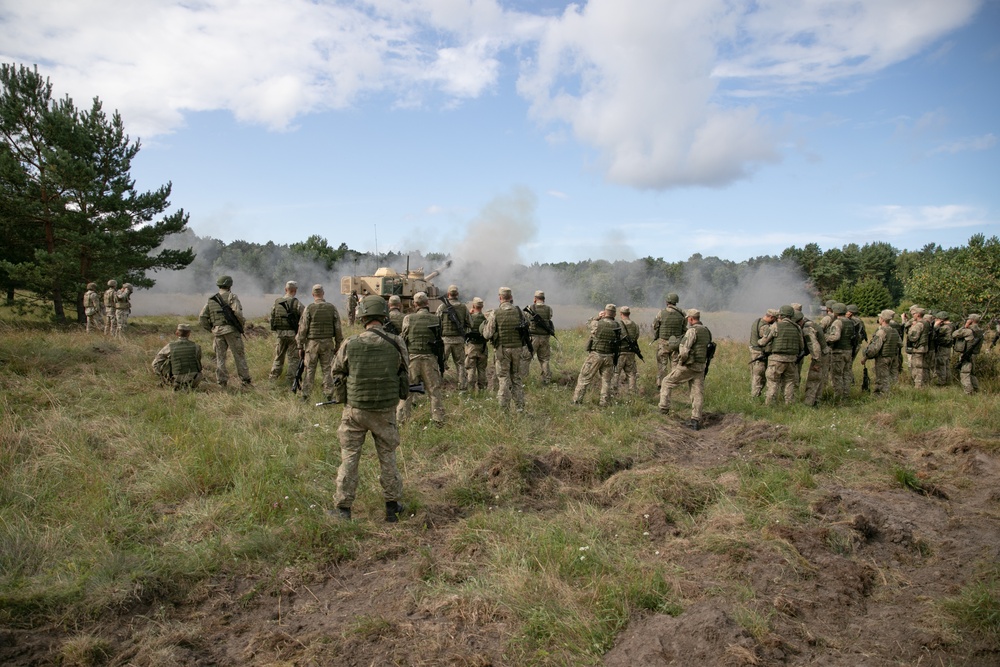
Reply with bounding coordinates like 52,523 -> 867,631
374,225 -> 379,266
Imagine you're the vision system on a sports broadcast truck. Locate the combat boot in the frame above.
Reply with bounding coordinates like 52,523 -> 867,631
385,501 -> 406,523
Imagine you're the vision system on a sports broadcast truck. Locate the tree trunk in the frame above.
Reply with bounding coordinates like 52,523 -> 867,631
76,294 -> 86,324
53,286 -> 65,322
5,286 -> 12,306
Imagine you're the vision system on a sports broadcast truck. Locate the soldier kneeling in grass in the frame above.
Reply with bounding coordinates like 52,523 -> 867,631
152,323 -> 203,391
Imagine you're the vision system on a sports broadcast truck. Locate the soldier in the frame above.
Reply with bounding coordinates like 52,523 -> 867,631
481,287 -> 527,412
887,312 -> 904,386
103,280 -> 119,336
846,304 -> 867,375
904,307 -> 930,388
799,310 -> 828,407
268,281 -> 305,384
659,309 -> 712,431
863,310 -> 902,396
465,297 -> 489,392
521,290 -> 555,385
114,282 -> 133,337
818,300 -> 837,393
759,305 -> 804,405
385,295 -> 404,335
437,284 -> 471,391
398,291 -> 445,425
824,303 -> 855,400
152,323 -> 204,391
347,290 -> 359,326
990,316 -> 1000,350
199,276 -> 252,388
295,284 -> 343,400
330,295 -> 409,523
615,306 -> 640,394
83,282 -> 103,333
572,304 -> 622,406
952,314 -> 985,395
652,293 -> 687,387
932,311 -> 955,385
749,309 -> 778,398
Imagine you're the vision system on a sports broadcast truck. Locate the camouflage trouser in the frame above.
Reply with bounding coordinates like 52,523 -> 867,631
115,309 -> 129,337
464,342 -> 488,391
397,355 -> 444,423
169,371 -> 203,391
659,364 -> 704,419
889,353 -> 901,386
958,357 -> 979,395
104,311 -> 117,336
302,338 -> 335,397
86,312 -> 103,333
334,406 -> 402,509
496,346 -> 524,410
803,355 -> 825,406
214,332 -> 252,386
443,337 -> 467,389
909,352 -> 928,389
749,354 -> 767,397
572,352 -> 615,406
269,333 -> 298,381
765,358 -> 799,405
829,350 -> 852,399
614,352 -> 638,394
934,347 -> 952,385
873,357 -> 893,395
656,340 -> 678,387
520,335 -> 552,384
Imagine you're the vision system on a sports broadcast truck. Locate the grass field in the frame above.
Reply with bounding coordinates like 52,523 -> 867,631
1,309 -> 998,665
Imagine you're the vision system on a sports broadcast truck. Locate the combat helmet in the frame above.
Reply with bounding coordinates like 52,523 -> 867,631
107,279 -> 118,288
87,282 -> 97,290
217,275 -> 233,288
358,295 -> 388,322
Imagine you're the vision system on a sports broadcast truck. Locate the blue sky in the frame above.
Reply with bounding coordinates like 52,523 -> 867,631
2,0 -> 998,266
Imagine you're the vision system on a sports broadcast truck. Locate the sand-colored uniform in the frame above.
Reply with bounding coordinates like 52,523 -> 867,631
152,337 -> 204,390
659,323 -> 711,420
103,287 -> 118,336
615,319 -> 640,394
437,298 -> 471,390
481,302 -> 527,410
398,307 -> 445,424
760,318 -> 804,405
296,299 -> 343,398
864,325 -> 901,396
520,303 -> 554,384
269,296 -> 304,382
952,323 -> 984,395
749,317 -> 772,397
652,305 -> 686,386
905,319 -> 930,388
84,289 -> 103,333
465,311 -> 489,391
572,316 -> 621,406
199,288 -> 251,386
933,320 -> 955,385
114,286 -> 132,337
801,318 -> 828,406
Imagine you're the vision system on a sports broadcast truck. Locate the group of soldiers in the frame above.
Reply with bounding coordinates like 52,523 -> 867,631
82,280 -> 133,336
749,301 -> 988,406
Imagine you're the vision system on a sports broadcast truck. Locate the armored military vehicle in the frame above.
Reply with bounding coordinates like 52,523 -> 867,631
341,259 -> 452,312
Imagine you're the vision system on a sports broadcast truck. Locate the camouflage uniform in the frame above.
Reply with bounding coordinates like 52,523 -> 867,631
864,312 -> 901,396
887,319 -> 904,385
749,310 -> 778,398
296,287 -> 343,399
659,310 -> 711,427
759,307 -> 804,405
481,288 -> 527,411
269,285 -> 305,383
199,277 -> 252,387
800,314 -> 828,406
398,301 -> 445,424
932,312 -> 955,385
615,310 -> 640,394
846,307 -> 867,371
437,288 -> 471,390
331,297 -> 408,521
952,316 -> 984,395
573,305 -> 622,406
825,303 -> 855,400
904,310 -> 930,388
152,324 -> 203,390
386,298 -> 405,336
520,292 -> 554,385
103,281 -> 119,336
114,284 -> 132,337
465,299 -> 489,391
347,291 -> 359,326
652,295 -> 687,386
83,283 -> 103,333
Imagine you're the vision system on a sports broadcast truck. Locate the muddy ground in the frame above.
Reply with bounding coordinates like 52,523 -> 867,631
2,414 -> 998,666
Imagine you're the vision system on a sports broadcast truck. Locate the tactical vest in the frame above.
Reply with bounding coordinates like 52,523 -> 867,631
877,326 -> 900,359
168,339 -> 201,375
495,304 -> 524,348
688,325 -> 712,365
469,311 -> 486,340
954,326 -> 984,355
934,322 -> 955,348
440,299 -> 469,337
592,319 -> 620,354
270,297 -> 301,331
657,306 -> 686,340
907,320 -> 929,353
344,332 -> 401,410
750,318 -> 773,352
772,319 -> 803,356
831,318 -> 855,351
84,291 -> 99,314
527,304 -> 553,336
305,301 -> 338,339
115,290 -> 131,310
405,309 -> 438,355
621,319 -> 639,341
388,310 -> 404,333
204,290 -> 240,329
103,289 -> 117,309
804,319 -> 826,350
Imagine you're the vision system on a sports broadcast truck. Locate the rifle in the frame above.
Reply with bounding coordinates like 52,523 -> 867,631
621,330 -> 644,361
516,308 -> 534,356
611,324 -> 621,367
704,340 -> 718,377
442,299 -> 468,340
291,355 -> 305,393
281,300 -> 301,333
862,365 -> 871,392
526,306 -> 556,338
211,294 -> 244,335
954,330 -> 984,371
428,323 -> 446,374
383,320 -> 399,335
316,383 -> 425,406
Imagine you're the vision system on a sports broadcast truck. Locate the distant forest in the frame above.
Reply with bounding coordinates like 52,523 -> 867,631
152,229 -> 1000,318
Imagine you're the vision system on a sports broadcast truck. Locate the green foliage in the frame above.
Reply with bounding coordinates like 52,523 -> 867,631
905,234 -> 1000,316
942,570 -> 1000,638
851,277 -> 894,316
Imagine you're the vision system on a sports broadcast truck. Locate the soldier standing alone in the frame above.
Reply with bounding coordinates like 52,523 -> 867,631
199,275 -> 252,388
330,295 -> 409,523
